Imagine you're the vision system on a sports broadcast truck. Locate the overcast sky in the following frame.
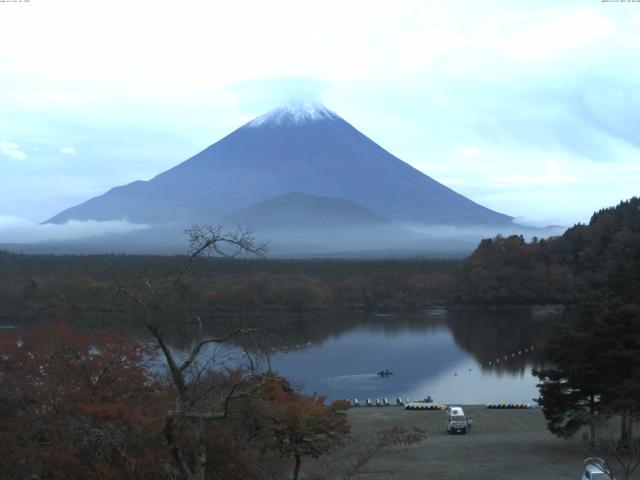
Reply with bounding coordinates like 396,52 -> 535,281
1,0 -> 639,229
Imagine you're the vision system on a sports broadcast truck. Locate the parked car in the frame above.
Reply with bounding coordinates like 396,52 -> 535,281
446,406 -> 471,434
581,457 -> 614,480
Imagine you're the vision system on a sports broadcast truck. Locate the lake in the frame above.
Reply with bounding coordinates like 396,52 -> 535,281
263,307 -> 557,405
3,306 -> 561,405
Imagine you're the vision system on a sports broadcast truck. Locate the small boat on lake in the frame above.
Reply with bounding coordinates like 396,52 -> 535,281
377,370 -> 393,377
424,306 -> 447,316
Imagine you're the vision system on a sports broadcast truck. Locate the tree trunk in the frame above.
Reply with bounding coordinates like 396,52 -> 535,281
589,394 -> 597,451
620,412 -> 631,448
590,420 -> 597,451
292,453 -> 302,480
193,416 -> 207,480
164,416 -> 194,480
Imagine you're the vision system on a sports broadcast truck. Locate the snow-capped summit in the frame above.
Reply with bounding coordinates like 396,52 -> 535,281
47,103 -> 514,229
245,101 -> 339,128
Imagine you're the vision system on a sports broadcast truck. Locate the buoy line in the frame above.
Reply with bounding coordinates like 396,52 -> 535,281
487,345 -> 536,367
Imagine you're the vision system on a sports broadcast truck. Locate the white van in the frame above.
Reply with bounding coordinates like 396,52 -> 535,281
446,406 -> 470,434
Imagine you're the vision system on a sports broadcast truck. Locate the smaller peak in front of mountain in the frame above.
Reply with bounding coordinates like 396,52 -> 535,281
221,191 -> 390,231
244,101 -> 340,128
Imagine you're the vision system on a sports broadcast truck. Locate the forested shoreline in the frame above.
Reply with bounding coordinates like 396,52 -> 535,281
1,198 -> 638,326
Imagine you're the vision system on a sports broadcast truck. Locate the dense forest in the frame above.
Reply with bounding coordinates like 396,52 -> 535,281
455,197 -> 640,304
1,197 -> 638,327
0,254 -> 456,325
529,199 -> 640,478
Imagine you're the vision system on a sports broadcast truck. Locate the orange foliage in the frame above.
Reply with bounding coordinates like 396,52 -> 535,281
0,323 -> 169,479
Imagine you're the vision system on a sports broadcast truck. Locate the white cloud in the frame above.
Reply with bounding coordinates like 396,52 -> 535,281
502,9 -> 616,62
0,140 -> 26,160
492,159 -> 580,186
0,0 -> 638,227
59,146 -> 76,155
492,174 -> 580,187
0,217 -> 149,244
457,147 -> 479,159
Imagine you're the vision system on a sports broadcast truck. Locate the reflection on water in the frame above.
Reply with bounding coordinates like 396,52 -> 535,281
323,373 -> 381,389
6,306 -> 564,404
265,307 -> 558,404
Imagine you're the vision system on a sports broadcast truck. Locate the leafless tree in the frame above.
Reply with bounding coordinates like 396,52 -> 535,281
110,225 -> 269,480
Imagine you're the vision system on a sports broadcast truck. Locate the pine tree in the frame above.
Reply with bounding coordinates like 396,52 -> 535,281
535,301 -> 640,445
534,303 -> 606,445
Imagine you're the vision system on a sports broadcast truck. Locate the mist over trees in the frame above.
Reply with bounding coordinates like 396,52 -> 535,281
2,198 -> 639,332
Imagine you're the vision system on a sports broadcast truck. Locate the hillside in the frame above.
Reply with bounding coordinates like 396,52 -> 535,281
454,197 -> 640,304
220,192 -> 390,230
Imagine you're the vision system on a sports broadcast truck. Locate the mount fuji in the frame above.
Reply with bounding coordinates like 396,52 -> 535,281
35,103 -> 525,255
47,103 -> 512,228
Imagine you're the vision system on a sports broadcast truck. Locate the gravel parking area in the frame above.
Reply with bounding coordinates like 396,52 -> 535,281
308,405 -> 595,480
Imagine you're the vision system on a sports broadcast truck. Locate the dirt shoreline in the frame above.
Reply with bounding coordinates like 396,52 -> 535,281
307,405 -> 608,480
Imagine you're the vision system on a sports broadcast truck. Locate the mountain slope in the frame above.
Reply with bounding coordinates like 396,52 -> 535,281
47,103 -> 512,227
220,192 -> 390,230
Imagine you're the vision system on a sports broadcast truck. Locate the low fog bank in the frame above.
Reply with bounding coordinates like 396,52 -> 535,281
252,225 -> 474,258
0,217 -> 150,244
0,219 -> 565,258
401,222 -> 566,242
0,222 -> 189,255
254,222 -> 564,258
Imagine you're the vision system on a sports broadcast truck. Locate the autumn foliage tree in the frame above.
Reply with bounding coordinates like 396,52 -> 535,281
0,323 -> 169,479
0,323 -> 356,480
261,377 -> 350,480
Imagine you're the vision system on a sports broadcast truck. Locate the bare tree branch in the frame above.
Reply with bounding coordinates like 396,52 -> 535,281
178,328 -> 255,374
100,224 -> 269,480
172,224 -> 268,291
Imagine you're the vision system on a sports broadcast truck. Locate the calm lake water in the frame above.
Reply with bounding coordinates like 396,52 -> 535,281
5,306 -> 561,405
264,307 -> 556,405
